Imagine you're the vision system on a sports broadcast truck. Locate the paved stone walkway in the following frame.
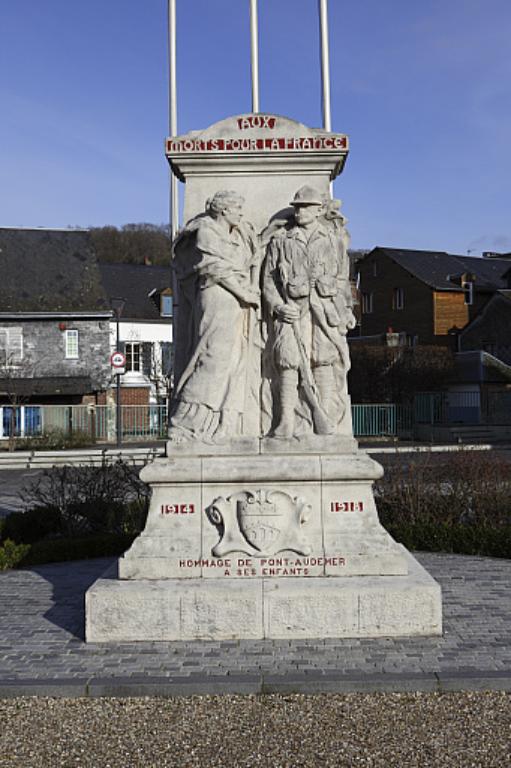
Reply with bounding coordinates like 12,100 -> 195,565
0,553 -> 510,697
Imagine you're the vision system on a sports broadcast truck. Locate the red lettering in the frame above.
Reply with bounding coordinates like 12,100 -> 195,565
167,134 -> 346,154
330,501 -> 364,512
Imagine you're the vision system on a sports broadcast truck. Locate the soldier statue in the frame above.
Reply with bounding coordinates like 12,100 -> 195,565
263,185 -> 355,438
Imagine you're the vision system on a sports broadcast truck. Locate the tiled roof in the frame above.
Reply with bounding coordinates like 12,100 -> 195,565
0,228 -> 109,312
98,263 -> 171,321
372,247 -> 511,292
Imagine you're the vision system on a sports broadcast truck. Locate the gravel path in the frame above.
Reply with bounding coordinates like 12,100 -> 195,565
0,692 -> 509,767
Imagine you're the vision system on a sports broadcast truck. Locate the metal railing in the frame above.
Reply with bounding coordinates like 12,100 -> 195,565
414,391 -> 482,425
351,404 -> 413,438
1,394 -> 508,443
0,404 -> 168,442
1,403 -> 414,441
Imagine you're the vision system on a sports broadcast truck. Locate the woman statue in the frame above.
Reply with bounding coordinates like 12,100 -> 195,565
169,191 -> 260,444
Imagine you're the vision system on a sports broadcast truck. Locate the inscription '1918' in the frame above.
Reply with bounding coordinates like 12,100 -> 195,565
160,504 -> 195,515
330,501 -> 364,512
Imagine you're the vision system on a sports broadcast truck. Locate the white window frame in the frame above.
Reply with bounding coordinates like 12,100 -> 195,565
65,329 -> 79,359
0,327 -> 23,365
463,281 -> 474,306
393,287 -> 404,310
125,341 -> 142,373
361,292 -> 373,314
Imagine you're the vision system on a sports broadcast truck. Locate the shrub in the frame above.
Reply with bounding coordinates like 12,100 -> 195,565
16,428 -> 95,451
20,533 -> 136,567
1,506 -> 62,545
349,345 -> 456,403
377,449 -> 511,557
20,459 -> 150,537
0,539 -> 30,571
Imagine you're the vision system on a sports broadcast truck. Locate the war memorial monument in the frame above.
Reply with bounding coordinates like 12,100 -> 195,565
86,111 -> 442,642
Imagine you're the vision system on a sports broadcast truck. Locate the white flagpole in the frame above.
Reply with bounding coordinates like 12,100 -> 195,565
168,0 -> 179,401
250,0 -> 260,113
318,0 -> 332,132
168,0 -> 179,239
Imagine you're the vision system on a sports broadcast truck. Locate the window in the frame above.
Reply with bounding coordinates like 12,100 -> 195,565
372,261 -> 378,277
0,327 -> 23,365
65,330 -> 79,358
125,342 -> 141,372
161,295 -> 173,317
361,293 -> 373,314
463,281 -> 473,305
392,287 -> 404,310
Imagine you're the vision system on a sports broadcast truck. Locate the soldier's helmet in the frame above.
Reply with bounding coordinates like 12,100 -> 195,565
290,185 -> 323,207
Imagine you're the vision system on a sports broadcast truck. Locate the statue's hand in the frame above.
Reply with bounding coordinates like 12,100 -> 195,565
346,308 -> 357,330
275,303 -> 300,323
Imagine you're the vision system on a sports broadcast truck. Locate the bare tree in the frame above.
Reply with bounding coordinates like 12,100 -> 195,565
0,331 -> 39,451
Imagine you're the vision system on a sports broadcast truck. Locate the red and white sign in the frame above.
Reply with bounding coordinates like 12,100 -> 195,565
110,351 -> 126,368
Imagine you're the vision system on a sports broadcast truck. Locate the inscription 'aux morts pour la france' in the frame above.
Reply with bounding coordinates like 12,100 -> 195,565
166,136 -> 347,154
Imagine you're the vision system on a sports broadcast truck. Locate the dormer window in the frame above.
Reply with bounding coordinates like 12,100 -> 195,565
161,294 -> 173,317
463,281 -> 473,305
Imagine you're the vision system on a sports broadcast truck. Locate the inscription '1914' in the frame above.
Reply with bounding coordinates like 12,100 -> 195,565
330,501 -> 364,512
160,504 -> 195,515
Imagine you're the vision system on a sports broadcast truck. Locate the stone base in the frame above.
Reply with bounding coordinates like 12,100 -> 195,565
117,452 -> 409,580
86,550 -> 442,641
86,450 -> 443,642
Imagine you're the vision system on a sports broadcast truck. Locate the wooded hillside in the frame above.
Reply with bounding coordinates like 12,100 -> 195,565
90,224 -> 171,266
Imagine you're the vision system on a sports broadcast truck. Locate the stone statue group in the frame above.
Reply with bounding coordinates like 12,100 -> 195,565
169,186 -> 355,444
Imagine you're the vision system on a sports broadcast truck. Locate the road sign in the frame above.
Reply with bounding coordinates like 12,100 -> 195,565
110,351 -> 126,368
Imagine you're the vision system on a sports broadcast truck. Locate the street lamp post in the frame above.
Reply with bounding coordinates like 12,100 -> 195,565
110,297 -> 126,449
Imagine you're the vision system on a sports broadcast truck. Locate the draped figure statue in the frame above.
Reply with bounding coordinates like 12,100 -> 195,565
169,191 -> 260,443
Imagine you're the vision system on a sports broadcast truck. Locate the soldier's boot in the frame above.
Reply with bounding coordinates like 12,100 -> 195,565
313,364 -> 337,427
273,369 -> 299,438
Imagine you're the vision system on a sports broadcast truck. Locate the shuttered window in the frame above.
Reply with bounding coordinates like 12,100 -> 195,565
0,327 -> 23,365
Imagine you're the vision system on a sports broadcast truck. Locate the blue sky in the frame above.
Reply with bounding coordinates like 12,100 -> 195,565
1,0 -> 510,254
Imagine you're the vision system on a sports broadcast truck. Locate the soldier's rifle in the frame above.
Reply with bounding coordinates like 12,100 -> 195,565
281,286 -> 334,435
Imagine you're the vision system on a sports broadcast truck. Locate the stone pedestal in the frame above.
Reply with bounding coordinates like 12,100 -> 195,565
86,449 -> 442,641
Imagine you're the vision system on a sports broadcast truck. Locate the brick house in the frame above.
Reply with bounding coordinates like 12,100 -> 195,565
355,247 -> 511,347
0,227 -> 111,409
